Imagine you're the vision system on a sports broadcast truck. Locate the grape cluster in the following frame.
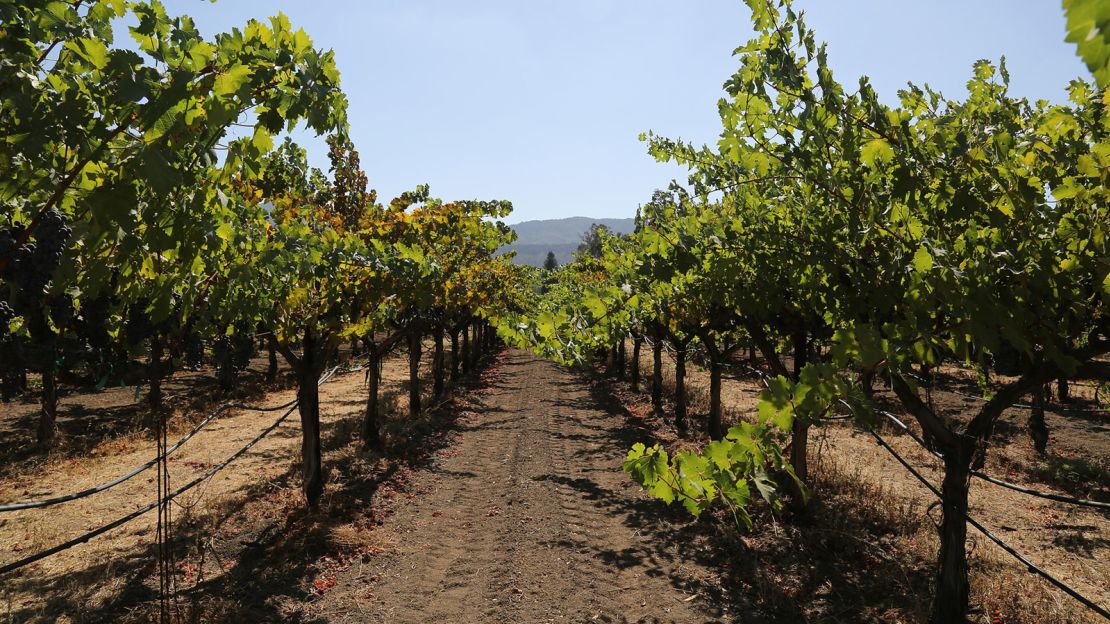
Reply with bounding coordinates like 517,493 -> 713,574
74,293 -> 124,380
7,211 -> 71,301
125,300 -> 154,346
0,226 -> 19,263
77,294 -> 113,349
213,334 -> 236,389
0,301 -> 14,336
0,224 -> 24,289
232,331 -> 255,371
212,328 -> 255,390
0,301 -> 24,402
49,294 -> 75,329
183,331 -> 205,369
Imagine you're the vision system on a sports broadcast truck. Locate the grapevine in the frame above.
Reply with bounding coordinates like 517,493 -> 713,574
0,2 -> 1102,622
503,2 -> 1110,622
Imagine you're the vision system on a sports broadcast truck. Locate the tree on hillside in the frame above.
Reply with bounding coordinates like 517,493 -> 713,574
542,251 -> 559,271
576,224 -> 612,259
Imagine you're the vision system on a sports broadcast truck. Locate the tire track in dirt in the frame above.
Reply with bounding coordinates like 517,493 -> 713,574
322,349 -> 718,623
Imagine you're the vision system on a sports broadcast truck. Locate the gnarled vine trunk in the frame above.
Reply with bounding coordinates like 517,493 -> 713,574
789,330 -> 810,491
616,337 -> 626,380
461,322 -> 471,375
1028,384 -> 1048,455
408,325 -> 422,418
38,362 -> 57,446
450,329 -> 460,381
433,328 -> 445,398
630,336 -> 643,391
701,335 -> 727,440
890,373 -> 1035,624
708,360 -> 724,439
267,337 -> 279,383
674,347 -> 687,433
30,311 -> 57,446
361,347 -> 382,450
932,442 -> 973,624
471,323 -> 481,369
860,368 -> 875,400
297,329 -> 324,507
651,338 -> 663,414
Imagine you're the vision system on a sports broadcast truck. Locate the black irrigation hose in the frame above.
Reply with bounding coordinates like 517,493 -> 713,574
0,403 -> 298,575
865,403 -> 1110,511
0,398 -> 297,513
725,359 -> 1109,509
907,371 -> 1110,414
868,430 -> 1110,621
0,367 -> 339,576
660,345 -> 1104,507
971,467 -> 1110,510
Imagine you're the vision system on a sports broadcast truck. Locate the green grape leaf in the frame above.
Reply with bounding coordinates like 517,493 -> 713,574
912,246 -> 933,273
1064,0 -> 1110,87
214,65 -> 253,98
860,137 -> 894,167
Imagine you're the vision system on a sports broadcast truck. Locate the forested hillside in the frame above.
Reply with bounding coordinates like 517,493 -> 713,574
502,216 -> 634,265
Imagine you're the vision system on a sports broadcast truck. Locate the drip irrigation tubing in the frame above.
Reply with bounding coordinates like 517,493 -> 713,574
645,339 -> 1102,505
0,398 -> 296,512
0,367 -> 338,576
857,402 -> 1110,511
727,359 -> 1108,506
0,365 -> 351,512
905,371 -> 1109,414
869,429 -> 1110,620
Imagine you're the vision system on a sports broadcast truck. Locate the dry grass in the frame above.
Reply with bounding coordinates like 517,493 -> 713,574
614,346 -> 1108,623
0,340 -> 493,623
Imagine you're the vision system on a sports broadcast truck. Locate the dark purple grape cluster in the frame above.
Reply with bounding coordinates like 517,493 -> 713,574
212,327 -> 254,390
1,212 -> 71,311
232,330 -> 255,371
125,299 -> 154,346
0,212 -> 72,401
77,294 -> 113,349
183,331 -> 205,369
0,226 -> 19,263
213,334 -> 236,389
0,300 -> 14,336
8,211 -> 71,300
0,224 -> 24,287
49,294 -> 75,328
0,301 -> 24,401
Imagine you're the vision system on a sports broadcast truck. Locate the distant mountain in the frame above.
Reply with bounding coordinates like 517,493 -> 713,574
501,216 -> 635,267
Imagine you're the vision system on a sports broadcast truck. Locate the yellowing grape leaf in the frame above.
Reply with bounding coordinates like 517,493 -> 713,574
860,138 -> 894,167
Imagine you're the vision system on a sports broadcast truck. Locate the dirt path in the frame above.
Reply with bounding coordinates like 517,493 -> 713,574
318,350 -> 719,624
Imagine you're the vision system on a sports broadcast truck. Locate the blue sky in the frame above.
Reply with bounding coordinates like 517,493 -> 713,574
155,1 -> 1087,223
